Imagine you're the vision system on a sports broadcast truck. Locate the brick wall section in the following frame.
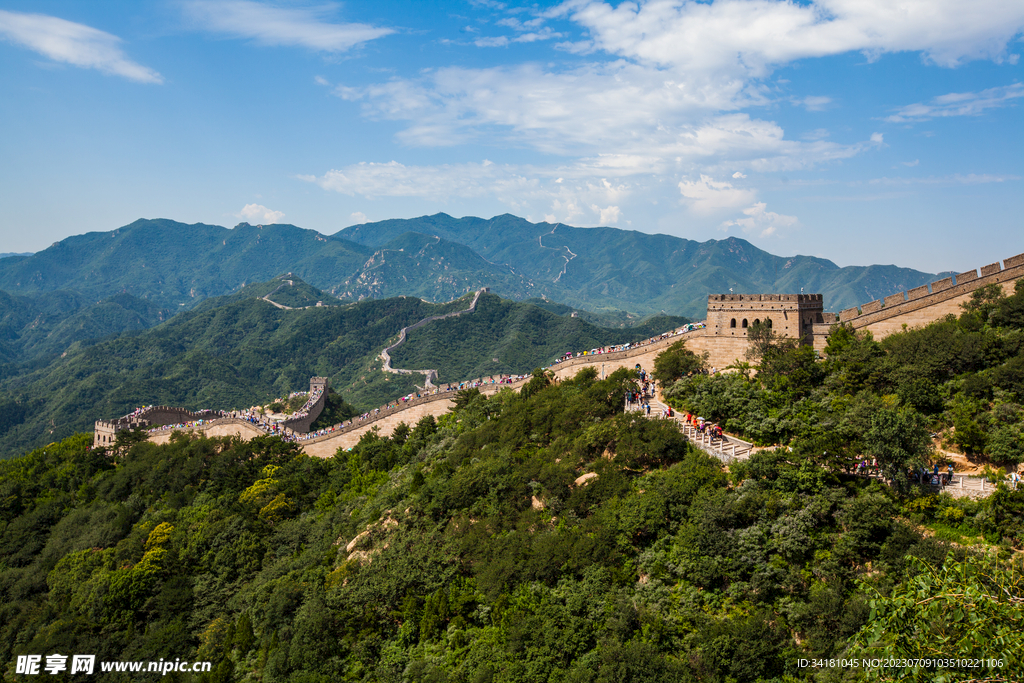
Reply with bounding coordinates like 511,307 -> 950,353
149,418 -> 267,445
860,300 -> 882,314
981,263 -> 1001,277
841,255 -> 1024,341
94,406 -> 219,447
840,307 -> 859,321
883,292 -> 905,307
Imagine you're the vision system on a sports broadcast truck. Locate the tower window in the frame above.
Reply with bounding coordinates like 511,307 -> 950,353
742,319 -> 748,328
730,318 -> 736,328
767,318 -> 773,328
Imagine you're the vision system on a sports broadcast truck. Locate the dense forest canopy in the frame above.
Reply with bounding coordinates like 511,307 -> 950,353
2,353 -> 1023,681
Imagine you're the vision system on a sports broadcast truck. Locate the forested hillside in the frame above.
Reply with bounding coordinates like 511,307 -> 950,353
338,213 -> 944,315
0,290 -> 171,366
2,366 -> 1021,682
0,285 -> 683,460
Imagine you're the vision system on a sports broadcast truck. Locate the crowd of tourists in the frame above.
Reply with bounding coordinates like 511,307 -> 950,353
116,321 -> 714,445
288,385 -> 324,421
552,322 -> 705,364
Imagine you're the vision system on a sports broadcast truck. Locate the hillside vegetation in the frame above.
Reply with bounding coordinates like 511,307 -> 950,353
0,290 -> 171,366
0,285 -> 683,460
2,367 -> 1022,682
390,295 -> 685,383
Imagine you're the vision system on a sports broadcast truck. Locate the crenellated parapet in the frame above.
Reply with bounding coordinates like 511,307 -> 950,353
831,252 -> 1024,331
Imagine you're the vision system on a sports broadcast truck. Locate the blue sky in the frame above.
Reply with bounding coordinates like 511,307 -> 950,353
0,0 -> 1021,273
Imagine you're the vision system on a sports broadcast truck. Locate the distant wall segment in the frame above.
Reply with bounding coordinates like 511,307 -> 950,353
822,252 -> 1024,346
93,405 -> 218,448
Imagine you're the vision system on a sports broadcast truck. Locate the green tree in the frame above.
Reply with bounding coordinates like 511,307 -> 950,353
865,407 -> 931,493
652,341 -> 707,383
852,553 -> 1024,682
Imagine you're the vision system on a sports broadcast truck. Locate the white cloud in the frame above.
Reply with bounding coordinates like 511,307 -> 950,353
732,171 -> 747,178
721,202 -> 800,238
339,0 -> 1024,161
678,175 -> 757,214
901,159 -> 920,167
349,211 -> 368,224
884,83 -> 1024,122
868,173 -> 1020,186
238,203 -> 285,223
311,0 -> 1024,235
559,0 -> 1024,73
475,26 -> 562,47
592,204 -> 621,224
181,0 -> 392,52
0,10 -> 162,83
794,95 -> 832,111
301,160 -> 632,226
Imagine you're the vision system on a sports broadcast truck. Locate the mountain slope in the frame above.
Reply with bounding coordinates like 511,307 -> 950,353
1,214 -> 947,320
0,290 -> 172,367
336,232 -> 540,303
337,213 -> 944,316
0,219 -> 370,309
0,285 -> 683,459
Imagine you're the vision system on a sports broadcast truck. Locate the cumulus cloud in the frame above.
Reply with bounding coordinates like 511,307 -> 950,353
558,0 -> 1024,73
349,211 -> 368,224
679,175 -> 757,214
732,171 -> 747,178
884,83 -> 1024,122
181,0 -> 392,52
0,9 -> 162,83
721,202 -> 800,238
312,0 -> 1024,232
238,203 -> 285,223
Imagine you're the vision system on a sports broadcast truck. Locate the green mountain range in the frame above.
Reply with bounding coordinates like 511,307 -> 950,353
0,281 -> 684,459
0,214 -> 945,320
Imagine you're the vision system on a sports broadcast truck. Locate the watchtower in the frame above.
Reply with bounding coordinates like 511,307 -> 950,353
705,294 -> 827,344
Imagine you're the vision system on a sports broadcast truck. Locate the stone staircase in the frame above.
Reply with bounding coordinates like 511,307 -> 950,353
631,393 -> 753,463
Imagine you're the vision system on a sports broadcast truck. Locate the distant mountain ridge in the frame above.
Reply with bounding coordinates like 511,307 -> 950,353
0,214 -> 946,319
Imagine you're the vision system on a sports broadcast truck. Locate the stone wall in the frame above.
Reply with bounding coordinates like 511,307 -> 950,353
280,376 -> 329,434
93,406 -> 219,448
824,252 -> 1024,342
706,293 -> 824,346
148,418 -> 267,445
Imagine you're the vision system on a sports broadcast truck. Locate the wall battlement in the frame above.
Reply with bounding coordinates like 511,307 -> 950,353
708,293 -> 823,303
834,252 -> 1024,325
814,252 -> 1024,353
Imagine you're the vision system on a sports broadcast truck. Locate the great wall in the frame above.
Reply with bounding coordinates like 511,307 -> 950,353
94,251 -> 1024,459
